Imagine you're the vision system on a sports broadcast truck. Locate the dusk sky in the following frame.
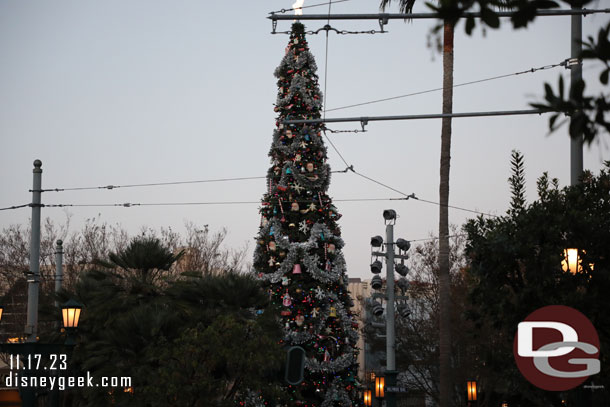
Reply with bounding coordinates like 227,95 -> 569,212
1,0 -> 608,280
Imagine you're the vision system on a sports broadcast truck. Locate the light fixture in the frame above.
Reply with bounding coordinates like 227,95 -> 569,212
372,300 -> 383,317
399,303 -> 411,319
561,248 -> 594,274
363,389 -> 372,406
396,238 -> 411,252
370,260 -> 382,274
397,277 -> 410,293
0,303 -> 3,323
382,209 -> 396,221
375,376 -> 385,398
370,235 -> 383,247
371,275 -> 383,290
467,380 -> 477,401
61,299 -> 83,329
395,263 -> 409,277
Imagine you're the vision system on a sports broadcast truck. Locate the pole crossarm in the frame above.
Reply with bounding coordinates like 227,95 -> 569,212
268,9 -> 610,21
284,109 -> 548,126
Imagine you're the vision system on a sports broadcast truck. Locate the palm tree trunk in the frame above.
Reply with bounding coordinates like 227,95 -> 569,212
439,19 -> 455,407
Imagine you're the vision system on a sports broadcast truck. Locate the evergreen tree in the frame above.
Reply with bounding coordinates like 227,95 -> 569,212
252,22 -> 361,407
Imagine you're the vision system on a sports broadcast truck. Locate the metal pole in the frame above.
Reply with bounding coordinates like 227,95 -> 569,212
385,221 -> 397,407
268,9 -> 610,21
284,109 -> 547,125
570,5 -> 583,185
54,240 -> 63,306
26,159 -> 42,343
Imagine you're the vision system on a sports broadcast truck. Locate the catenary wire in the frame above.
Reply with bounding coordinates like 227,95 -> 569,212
409,234 -> 467,243
350,168 -> 499,217
39,171 -> 346,193
0,204 -> 30,211
40,197 -> 409,208
325,60 -> 569,113
319,0 -> 353,169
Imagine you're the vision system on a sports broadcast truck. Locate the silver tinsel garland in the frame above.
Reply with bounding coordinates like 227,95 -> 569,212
320,379 -> 354,407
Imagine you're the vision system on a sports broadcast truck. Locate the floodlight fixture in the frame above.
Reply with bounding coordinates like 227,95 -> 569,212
397,277 -> 410,293
372,300 -> 384,317
399,303 -> 411,319
370,235 -> 383,248
371,275 -> 383,290
395,263 -> 409,277
370,260 -> 382,274
382,209 -> 396,221
396,238 -> 411,252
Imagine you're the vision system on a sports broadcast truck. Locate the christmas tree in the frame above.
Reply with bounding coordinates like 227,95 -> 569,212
253,22 -> 361,407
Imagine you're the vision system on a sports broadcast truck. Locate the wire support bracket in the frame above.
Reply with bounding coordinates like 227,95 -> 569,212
285,109 -> 551,127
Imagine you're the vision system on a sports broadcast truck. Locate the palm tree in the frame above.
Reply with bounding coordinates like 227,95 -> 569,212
379,1 -> 454,406
98,236 -> 183,284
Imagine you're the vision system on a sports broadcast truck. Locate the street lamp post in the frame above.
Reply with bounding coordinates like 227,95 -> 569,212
0,299 -> 83,407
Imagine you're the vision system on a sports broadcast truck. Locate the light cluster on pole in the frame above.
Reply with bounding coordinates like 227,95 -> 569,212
365,209 -> 412,407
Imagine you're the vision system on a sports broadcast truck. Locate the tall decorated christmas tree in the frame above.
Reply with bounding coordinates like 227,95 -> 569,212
252,22 -> 362,407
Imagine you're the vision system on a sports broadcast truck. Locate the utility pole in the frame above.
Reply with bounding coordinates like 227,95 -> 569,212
54,240 -> 63,304
570,4 -> 583,185
26,159 -> 42,343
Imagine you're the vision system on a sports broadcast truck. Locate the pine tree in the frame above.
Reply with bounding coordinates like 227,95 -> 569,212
508,149 -> 526,213
252,22 -> 361,407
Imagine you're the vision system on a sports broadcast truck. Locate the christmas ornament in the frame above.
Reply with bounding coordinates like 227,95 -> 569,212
268,257 -> 276,267
327,243 -> 336,253
283,291 -> 292,307
296,314 -> 305,326
315,286 -> 325,299
293,264 -> 302,274
329,307 -> 337,318
292,183 -> 304,193
324,350 -> 331,362
299,220 -> 310,233
282,276 -> 290,286
306,163 -> 314,172
268,241 -> 276,251
291,202 -> 300,211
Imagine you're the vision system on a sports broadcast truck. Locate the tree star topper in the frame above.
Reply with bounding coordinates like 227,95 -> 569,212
293,0 -> 305,16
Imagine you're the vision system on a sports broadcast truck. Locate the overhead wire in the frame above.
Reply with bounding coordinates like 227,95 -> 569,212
319,0 -> 352,170
40,171 -> 345,193
350,168 -> 499,217
325,60 -> 569,113
0,204 -> 30,211
40,197 -> 407,208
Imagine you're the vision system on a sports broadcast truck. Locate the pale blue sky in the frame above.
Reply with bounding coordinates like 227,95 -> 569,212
1,0 -> 608,280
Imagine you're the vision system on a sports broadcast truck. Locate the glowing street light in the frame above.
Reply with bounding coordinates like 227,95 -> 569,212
375,376 -> 385,399
467,380 -> 477,402
363,389 -> 372,406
